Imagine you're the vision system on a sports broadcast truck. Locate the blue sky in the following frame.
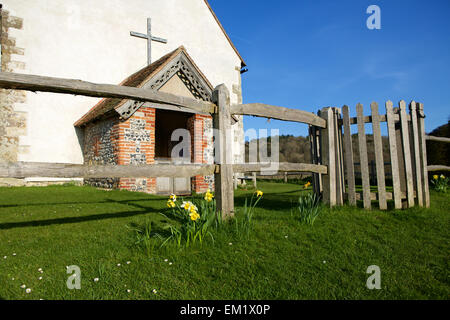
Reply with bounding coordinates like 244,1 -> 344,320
209,0 -> 450,137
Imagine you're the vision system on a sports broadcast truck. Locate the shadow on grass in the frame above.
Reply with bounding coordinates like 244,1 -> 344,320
0,198 -> 163,230
0,197 -> 167,209
0,208 -> 161,230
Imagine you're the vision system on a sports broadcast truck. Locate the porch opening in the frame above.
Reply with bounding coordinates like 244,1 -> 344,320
155,109 -> 191,161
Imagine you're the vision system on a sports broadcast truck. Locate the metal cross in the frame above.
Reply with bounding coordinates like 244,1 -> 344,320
130,18 -> 168,66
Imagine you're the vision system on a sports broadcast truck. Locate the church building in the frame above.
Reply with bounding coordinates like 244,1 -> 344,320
0,0 -> 246,193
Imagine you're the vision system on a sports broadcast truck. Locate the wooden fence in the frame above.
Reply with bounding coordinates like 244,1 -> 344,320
1,71 -> 445,212
0,71 -> 327,218
310,101 -> 433,210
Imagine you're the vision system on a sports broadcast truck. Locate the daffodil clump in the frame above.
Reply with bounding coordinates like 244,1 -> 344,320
163,190 -> 217,247
431,174 -> 448,193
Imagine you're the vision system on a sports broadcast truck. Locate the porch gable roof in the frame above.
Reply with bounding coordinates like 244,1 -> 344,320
74,46 -> 213,127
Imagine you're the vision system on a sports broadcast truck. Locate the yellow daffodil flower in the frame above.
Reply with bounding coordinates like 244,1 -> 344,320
182,201 -> 190,210
167,200 -> 176,208
433,175 -> 438,180
204,190 -> 214,202
189,211 -> 200,221
256,190 -> 263,197
304,182 -> 311,189
169,194 -> 177,201
182,201 -> 197,212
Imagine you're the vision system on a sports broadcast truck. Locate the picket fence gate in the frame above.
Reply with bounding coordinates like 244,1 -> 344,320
309,101 -> 449,210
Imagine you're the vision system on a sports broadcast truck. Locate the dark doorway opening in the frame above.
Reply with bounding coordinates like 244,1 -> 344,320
155,109 -> 191,160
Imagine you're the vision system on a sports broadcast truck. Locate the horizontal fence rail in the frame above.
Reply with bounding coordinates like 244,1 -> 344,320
427,165 -> 450,171
0,72 -> 216,114
0,162 -> 216,179
339,113 -> 411,125
425,135 -> 450,143
349,191 -> 413,201
231,103 -> 327,128
232,162 -> 328,174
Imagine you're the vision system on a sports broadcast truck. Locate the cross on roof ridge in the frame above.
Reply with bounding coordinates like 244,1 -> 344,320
130,18 -> 168,66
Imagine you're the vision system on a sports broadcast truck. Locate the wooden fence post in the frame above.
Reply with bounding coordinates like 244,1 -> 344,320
356,103 -> 371,209
394,107 -> 407,208
315,121 -> 323,194
385,101 -> 402,209
417,103 -> 430,207
212,84 -> 234,219
399,100 -> 415,208
410,101 -> 423,207
370,102 -> 387,210
319,107 -> 336,206
333,107 -> 344,205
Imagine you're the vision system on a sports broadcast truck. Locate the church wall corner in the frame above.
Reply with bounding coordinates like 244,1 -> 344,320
0,8 -> 27,163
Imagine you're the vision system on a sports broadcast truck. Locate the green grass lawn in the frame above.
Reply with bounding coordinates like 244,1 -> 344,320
0,182 -> 448,300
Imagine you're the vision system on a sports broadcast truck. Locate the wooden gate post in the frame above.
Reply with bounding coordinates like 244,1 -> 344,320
410,101 -> 423,207
417,103 -> 430,207
399,100 -> 415,208
212,84 -> 234,219
319,107 -> 336,206
386,101 -> 402,209
333,107 -> 345,205
370,102 -> 387,210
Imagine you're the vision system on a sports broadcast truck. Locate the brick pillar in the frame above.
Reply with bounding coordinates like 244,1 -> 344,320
188,114 -> 212,193
118,107 -> 156,193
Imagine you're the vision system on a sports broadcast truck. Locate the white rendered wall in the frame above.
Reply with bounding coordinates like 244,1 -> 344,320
2,0 -> 244,165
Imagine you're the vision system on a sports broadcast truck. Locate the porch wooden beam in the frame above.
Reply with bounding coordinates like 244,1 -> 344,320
0,72 -> 216,114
